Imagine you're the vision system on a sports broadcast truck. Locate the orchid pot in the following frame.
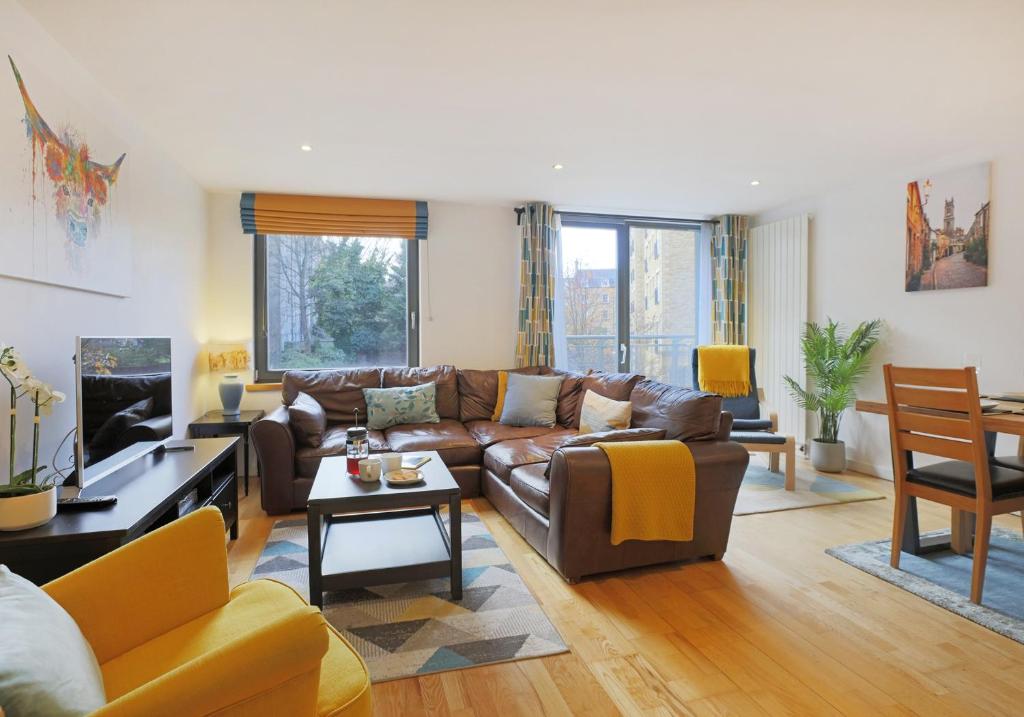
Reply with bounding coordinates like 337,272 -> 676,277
1,344 -> 66,531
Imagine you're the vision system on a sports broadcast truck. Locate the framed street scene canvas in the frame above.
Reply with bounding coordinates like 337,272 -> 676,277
905,162 -> 990,292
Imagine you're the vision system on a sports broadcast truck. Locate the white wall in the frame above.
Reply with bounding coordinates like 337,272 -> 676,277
0,0 -> 209,481
204,194 -> 520,413
756,152 -> 1024,478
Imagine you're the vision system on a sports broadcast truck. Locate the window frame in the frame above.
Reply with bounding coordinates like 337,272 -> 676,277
557,213 -> 704,375
253,233 -> 420,382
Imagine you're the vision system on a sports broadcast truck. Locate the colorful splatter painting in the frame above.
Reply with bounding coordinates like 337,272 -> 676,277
1,55 -> 132,296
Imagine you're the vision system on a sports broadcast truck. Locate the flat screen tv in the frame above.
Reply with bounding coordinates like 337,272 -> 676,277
74,337 -> 173,488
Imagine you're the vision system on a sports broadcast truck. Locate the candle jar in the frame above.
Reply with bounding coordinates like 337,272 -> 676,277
346,426 -> 369,475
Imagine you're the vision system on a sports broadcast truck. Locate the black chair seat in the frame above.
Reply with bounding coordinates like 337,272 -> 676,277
732,418 -> 774,431
730,430 -> 787,445
908,460 -> 1024,499
992,455 -> 1024,472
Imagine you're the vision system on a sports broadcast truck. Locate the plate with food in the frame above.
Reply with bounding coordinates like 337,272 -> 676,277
385,468 -> 424,486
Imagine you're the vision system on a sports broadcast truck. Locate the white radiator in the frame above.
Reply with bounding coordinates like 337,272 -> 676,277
748,215 -> 809,447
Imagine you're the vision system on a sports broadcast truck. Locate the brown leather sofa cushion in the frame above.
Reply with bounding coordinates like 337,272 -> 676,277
384,365 -> 459,420
483,429 -> 574,482
384,418 -> 481,466
574,371 -> 644,426
457,367 -> 543,422
542,367 -> 586,427
510,463 -> 551,518
282,369 -> 382,424
294,425 -> 389,478
464,420 -> 560,448
287,391 -> 327,447
630,379 -> 722,441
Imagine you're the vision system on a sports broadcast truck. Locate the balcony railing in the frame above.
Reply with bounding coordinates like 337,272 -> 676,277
564,333 -> 697,387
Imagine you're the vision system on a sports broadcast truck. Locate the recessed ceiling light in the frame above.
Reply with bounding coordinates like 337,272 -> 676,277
300,144 -> 313,152
552,163 -> 564,170
750,179 -> 760,186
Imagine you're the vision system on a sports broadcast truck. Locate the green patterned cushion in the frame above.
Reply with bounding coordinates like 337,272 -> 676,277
363,382 -> 440,430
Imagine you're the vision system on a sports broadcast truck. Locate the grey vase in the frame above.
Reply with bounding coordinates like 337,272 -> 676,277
219,374 -> 244,416
810,439 -> 846,473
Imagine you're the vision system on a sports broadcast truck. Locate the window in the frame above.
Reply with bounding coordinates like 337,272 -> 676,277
553,217 -> 709,386
254,234 -> 419,381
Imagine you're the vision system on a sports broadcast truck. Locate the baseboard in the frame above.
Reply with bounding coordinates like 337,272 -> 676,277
847,458 -> 892,481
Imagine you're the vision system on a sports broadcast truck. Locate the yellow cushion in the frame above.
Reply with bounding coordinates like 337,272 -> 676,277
491,370 -> 509,421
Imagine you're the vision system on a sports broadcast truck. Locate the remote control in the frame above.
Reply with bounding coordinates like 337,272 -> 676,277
58,495 -> 118,511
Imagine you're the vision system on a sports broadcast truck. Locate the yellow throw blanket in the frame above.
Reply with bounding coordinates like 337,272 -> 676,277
697,344 -> 751,397
596,440 -> 696,545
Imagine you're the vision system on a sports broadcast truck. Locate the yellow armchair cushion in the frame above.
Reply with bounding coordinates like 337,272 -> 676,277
96,578 -> 370,717
45,507 -> 230,664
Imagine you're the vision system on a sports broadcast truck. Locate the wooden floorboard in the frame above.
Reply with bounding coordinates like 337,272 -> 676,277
227,460 -> 1024,716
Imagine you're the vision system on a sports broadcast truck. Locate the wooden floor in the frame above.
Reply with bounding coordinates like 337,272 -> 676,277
227,462 -> 1024,716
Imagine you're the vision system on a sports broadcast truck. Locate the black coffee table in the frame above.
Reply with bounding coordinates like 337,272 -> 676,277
306,451 -> 462,608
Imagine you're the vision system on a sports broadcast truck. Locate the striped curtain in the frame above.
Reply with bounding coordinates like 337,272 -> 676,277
711,215 -> 749,345
514,203 -> 557,367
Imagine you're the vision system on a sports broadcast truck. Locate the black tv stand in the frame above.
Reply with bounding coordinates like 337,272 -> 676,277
0,437 -> 239,585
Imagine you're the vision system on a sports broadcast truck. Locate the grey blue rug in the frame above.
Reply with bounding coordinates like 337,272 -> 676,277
734,463 -> 884,515
250,508 -> 568,682
827,527 -> 1024,644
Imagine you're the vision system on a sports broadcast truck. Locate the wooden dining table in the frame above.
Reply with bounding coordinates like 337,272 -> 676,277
855,397 -> 1024,555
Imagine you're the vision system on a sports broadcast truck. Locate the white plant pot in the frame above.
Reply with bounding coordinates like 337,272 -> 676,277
810,439 -> 847,473
0,488 -> 58,531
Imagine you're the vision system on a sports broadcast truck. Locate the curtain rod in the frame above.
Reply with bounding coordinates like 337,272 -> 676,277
513,207 -> 718,225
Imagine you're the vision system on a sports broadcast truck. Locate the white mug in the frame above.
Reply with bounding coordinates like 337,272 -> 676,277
358,457 -> 382,483
380,453 -> 402,473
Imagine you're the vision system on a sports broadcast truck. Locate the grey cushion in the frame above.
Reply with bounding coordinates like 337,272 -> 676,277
730,430 -> 787,445
732,418 -> 774,431
0,565 -> 106,716
499,373 -> 564,427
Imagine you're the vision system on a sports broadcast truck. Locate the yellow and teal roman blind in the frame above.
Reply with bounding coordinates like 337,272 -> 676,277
240,192 -> 428,239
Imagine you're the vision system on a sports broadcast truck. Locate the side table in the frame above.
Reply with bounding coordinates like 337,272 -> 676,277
189,409 -> 265,495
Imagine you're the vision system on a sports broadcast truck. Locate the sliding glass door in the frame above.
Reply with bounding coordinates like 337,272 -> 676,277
628,225 -> 699,386
555,224 -> 620,373
554,216 -> 707,386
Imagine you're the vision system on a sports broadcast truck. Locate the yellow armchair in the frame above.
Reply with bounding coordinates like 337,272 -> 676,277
44,507 -> 371,717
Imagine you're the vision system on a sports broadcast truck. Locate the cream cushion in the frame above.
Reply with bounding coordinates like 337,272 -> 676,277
579,389 -> 632,434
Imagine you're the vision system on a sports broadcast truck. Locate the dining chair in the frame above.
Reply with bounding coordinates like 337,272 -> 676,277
883,364 -> 1024,604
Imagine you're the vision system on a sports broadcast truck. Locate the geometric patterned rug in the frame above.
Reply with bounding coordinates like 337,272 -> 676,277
734,463 -> 885,515
827,527 -> 1024,645
250,508 -> 568,682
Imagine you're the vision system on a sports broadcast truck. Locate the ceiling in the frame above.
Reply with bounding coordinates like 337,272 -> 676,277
21,0 -> 1024,216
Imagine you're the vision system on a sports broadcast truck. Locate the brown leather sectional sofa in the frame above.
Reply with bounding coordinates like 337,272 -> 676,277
251,364 -> 749,581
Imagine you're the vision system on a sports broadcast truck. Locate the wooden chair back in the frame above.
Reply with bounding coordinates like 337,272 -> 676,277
882,365 -> 992,501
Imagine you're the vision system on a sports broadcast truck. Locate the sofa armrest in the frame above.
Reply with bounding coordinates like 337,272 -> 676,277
545,440 -> 749,581
93,605 -> 329,717
251,405 -> 298,515
716,411 -> 734,441
559,427 -> 666,448
43,508 -> 229,665
756,388 -> 778,432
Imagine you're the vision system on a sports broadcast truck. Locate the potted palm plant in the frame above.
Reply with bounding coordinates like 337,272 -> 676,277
784,319 -> 881,472
1,344 -> 66,530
